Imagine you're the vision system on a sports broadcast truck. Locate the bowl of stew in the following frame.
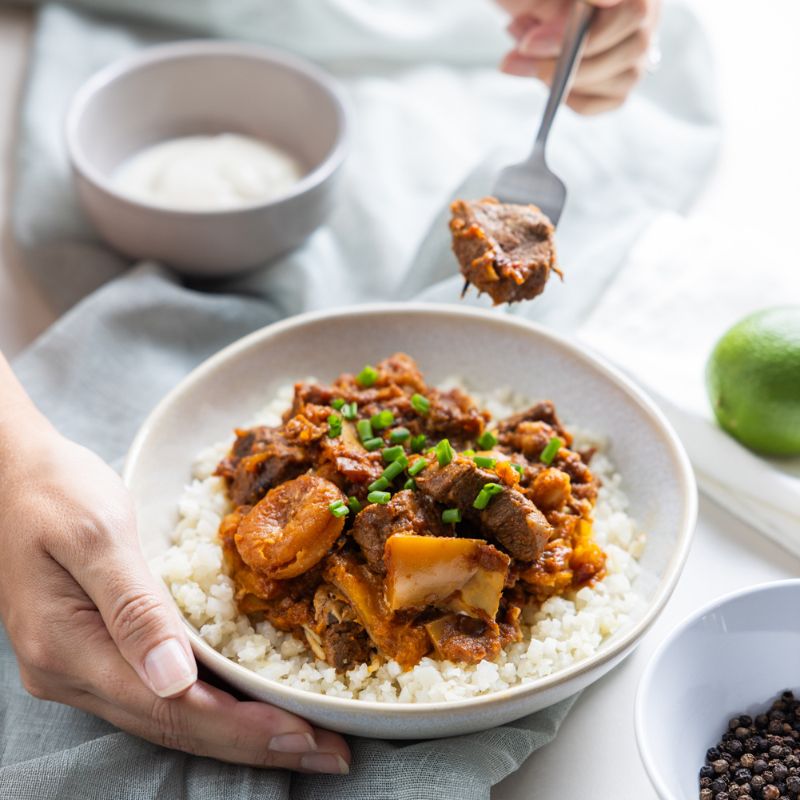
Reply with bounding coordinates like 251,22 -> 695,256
124,303 -> 696,738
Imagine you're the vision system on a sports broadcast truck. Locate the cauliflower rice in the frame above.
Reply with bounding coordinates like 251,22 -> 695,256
157,381 -> 646,703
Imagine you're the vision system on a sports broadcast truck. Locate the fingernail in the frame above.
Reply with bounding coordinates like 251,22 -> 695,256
143,638 -> 196,697
507,14 -> 538,40
520,29 -> 560,57
269,733 -> 317,753
300,753 -> 350,775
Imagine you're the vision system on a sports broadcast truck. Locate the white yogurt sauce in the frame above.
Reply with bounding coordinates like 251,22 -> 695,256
112,133 -> 304,211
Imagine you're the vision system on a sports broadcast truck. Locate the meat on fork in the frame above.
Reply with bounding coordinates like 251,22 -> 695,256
449,197 -> 561,305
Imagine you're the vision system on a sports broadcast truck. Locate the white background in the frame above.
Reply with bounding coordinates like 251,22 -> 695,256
1,2 -> 799,797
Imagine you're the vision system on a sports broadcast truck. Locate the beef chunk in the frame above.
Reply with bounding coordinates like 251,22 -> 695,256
496,401 -> 571,458
373,353 -> 427,393
480,489 -> 550,562
553,448 -> 598,505
216,427 -> 309,506
425,387 -> 486,446
449,197 -> 560,305
322,621 -> 373,671
425,614 -> 502,664
415,456 -> 552,561
352,489 -> 448,574
415,458 -> 490,509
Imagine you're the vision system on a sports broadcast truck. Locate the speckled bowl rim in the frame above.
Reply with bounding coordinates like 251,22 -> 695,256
634,578 -> 800,798
65,40 -> 350,218
123,302 -> 697,718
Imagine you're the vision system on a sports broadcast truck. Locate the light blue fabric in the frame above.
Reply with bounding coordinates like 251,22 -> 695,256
2,1 -> 721,797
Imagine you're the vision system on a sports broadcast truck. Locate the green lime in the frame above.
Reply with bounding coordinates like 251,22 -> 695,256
705,306 -> 800,456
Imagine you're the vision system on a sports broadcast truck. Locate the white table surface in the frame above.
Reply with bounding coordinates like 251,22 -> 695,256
1,3 -> 799,798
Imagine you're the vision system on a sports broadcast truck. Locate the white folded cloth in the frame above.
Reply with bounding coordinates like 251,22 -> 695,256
578,212 -> 800,555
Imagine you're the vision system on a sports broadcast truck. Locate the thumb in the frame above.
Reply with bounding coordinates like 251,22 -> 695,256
56,517 -> 198,699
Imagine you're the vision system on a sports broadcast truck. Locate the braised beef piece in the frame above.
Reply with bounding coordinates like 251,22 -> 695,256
425,388 -> 486,446
322,622 -> 372,671
553,448 -> 598,505
496,401 -> 572,459
370,353 -> 427,394
427,614 -> 502,664
414,457 -> 552,561
215,427 -> 309,506
316,424 -> 384,497
352,489 -> 449,574
449,197 -> 560,305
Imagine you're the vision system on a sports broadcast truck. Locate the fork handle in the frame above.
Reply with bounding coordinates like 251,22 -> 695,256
534,1 -> 596,152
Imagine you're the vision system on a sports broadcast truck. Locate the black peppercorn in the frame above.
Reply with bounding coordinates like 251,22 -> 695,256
734,768 -> 753,784
699,691 -> 800,800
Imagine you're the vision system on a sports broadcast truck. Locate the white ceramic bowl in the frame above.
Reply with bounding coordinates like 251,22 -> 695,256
123,303 -> 697,739
66,41 -> 348,275
635,579 -> 800,799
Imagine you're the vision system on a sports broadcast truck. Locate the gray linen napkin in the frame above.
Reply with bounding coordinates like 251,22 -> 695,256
1,1 -> 720,797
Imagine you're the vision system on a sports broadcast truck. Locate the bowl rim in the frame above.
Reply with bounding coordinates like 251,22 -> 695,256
634,577 -> 800,798
123,302 -> 698,717
64,39 -> 350,218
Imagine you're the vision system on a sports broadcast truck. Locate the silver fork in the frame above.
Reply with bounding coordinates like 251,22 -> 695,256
493,0 -> 596,225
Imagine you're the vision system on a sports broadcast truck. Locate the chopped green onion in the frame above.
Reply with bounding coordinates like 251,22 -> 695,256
540,436 -> 563,466
367,490 -> 391,504
461,449 -> 476,457
435,438 -> 454,466
477,430 -> 498,450
357,365 -> 378,387
382,459 -> 407,481
408,458 -> 428,477
411,393 -> 430,415
389,427 -> 411,444
410,434 -> 427,453
356,419 -> 373,441
368,476 -> 390,492
342,402 -> 358,420
472,482 -> 504,510
442,508 -> 462,524
370,410 -> 394,430
329,500 -> 349,518
403,478 -> 416,491
382,445 -> 405,463
331,397 -> 345,410
363,437 -> 384,452
473,455 -> 497,469
327,414 -> 342,438
347,496 -> 363,514
511,463 -> 524,477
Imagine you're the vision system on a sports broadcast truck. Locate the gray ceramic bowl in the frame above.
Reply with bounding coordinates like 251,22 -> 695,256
65,41 -> 348,276
123,304 -> 697,739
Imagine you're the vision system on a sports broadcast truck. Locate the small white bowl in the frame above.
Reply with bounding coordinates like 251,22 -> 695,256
635,579 -> 800,799
66,41 -> 348,276
123,303 -> 697,739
